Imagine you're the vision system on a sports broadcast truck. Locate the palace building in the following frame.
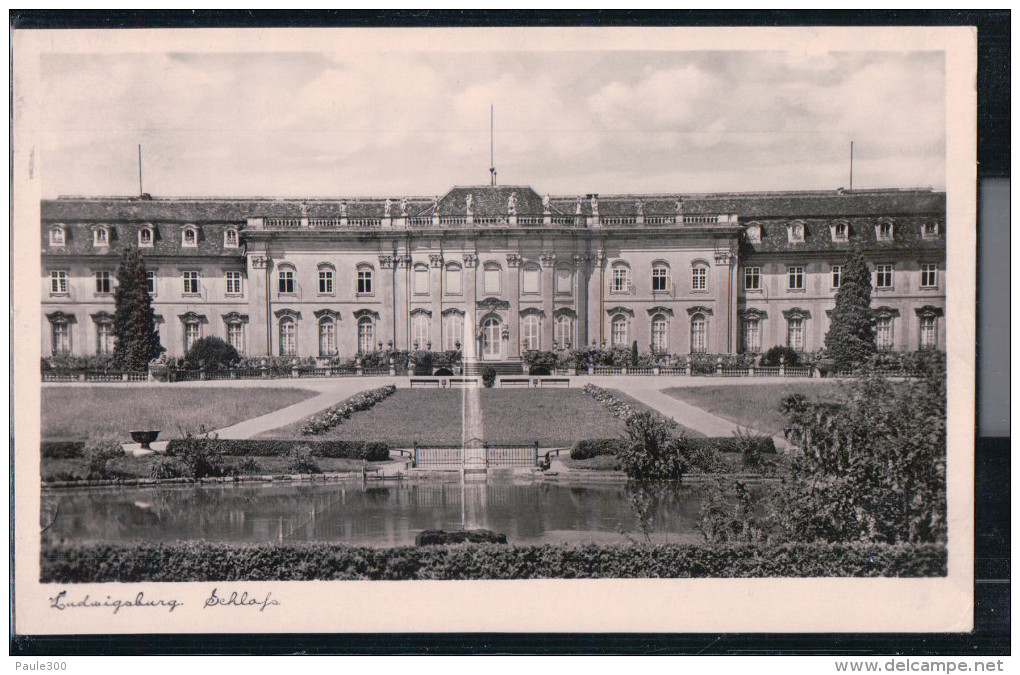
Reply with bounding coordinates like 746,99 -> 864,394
41,184 -> 946,369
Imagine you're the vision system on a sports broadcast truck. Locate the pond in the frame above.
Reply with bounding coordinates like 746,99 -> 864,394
41,480 -> 717,547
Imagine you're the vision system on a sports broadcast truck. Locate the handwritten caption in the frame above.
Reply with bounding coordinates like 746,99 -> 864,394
203,588 -> 280,612
49,590 -> 182,614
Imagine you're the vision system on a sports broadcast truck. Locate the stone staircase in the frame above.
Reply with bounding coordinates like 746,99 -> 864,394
462,360 -> 525,376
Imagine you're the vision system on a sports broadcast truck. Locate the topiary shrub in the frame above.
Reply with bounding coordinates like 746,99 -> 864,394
762,345 -> 800,367
82,436 -> 125,478
481,366 -> 497,388
184,336 -> 240,371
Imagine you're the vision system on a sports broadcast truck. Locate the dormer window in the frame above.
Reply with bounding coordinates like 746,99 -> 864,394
93,225 -> 109,247
182,225 -> 198,248
49,225 -> 66,247
138,226 -> 154,247
922,221 -> 938,239
787,221 -> 805,243
877,220 -> 894,241
832,221 -> 849,242
224,228 -> 239,248
745,224 -> 761,244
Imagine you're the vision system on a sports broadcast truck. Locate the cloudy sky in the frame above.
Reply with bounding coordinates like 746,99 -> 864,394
39,49 -> 945,198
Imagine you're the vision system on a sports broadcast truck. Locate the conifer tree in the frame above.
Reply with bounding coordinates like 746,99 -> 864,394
824,246 -> 875,370
113,247 -> 164,370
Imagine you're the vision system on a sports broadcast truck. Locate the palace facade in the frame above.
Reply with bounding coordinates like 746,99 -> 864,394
41,184 -> 946,366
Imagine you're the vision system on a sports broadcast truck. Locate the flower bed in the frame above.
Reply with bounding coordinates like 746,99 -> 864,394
300,385 -> 397,435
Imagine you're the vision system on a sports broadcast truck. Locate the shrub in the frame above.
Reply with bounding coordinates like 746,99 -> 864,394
184,337 -> 240,371
481,366 -> 497,388
41,440 -> 84,459
41,355 -> 120,373
286,446 -> 321,474
618,412 -> 690,481
570,438 -> 630,460
82,436 -> 125,478
415,530 -> 507,546
41,541 -> 948,582
762,345 -> 800,367
149,457 -> 187,480
825,247 -> 876,370
236,457 -> 263,474
164,427 -> 225,480
163,438 -> 390,462
301,385 -> 397,435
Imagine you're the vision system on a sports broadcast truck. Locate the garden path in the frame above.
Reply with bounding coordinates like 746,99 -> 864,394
588,377 -> 788,450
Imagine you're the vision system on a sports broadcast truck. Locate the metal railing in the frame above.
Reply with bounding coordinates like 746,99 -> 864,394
412,442 -> 539,468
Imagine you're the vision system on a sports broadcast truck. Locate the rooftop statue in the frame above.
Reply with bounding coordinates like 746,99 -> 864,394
507,191 -> 517,214
465,193 -> 473,214
339,201 -> 348,217
433,195 -> 440,212
590,195 -> 599,214
400,197 -> 408,216
542,194 -> 550,210
575,197 -> 583,215
384,198 -> 392,217
636,200 -> 643,215
675,198 -> 684,214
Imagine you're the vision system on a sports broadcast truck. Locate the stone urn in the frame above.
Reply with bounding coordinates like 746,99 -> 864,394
130,430 -> 160,450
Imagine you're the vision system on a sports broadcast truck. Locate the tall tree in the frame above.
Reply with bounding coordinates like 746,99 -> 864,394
824,246 -> 875,370
113,247 -> 164,370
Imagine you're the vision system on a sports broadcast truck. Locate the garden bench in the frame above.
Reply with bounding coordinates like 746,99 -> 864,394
409,378 -> 441,388
499,378 -> 530,388
537,377 -> 570,388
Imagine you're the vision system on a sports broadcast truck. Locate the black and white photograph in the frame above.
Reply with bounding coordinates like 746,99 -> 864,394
12,23 -> 977,637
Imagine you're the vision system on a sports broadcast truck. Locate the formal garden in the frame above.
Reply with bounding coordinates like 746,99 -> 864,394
39,246 -> 949,580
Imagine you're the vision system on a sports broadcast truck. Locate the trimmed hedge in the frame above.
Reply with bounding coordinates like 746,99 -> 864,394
415,529 -> 507,546
41,440 -> 85,459
40,541 -> 947,581
164,438 -> 390,462
571,436 -> 776,460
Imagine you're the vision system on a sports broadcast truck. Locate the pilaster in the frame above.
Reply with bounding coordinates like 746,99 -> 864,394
506,253 -> 521,357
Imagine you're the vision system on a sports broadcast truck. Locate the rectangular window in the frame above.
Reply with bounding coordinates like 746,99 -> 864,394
413,267 -> 429,295
318,270 -> 333,295
920,264 -> 937,289
787,318 -> 804,351
919,316 -> 937,350
444,314 -> 464,351
651,318 -> 668,352
611,267 -> 629,293
922,222 -> 938,239
95,271 -> 112,294
744,267 -> 760,291
611,318 -> 628,346
788,266 -> 804,290
555,267 -> 572,295
652,267 -> 669,292
875,264 -> 893,289
357,269 -> 373,294
876,317 -> 893,350
227,323 -> 245,353
446,267 -> 462,295
483,267 -> 501,294
183,322 -> 200,351
318,321 -> 336,357
692,267 -> 707,291
522,267 -> 540,294
831,265 -> 842,289
358,320 -> 374,353
146,271 -> 156,295
96,322 -> 114,355
742,318 -> 761,353
183,271 -> 200,295
226,271 -> 243,296
50,270 -> 67,295
278,270 -> 295,294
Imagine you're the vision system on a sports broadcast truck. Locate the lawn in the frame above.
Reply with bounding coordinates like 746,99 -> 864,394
664,382 -> 846,436
41,387 -> 316,440
260,388 -> 635,447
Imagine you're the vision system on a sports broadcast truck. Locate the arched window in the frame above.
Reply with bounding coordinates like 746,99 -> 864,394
317,263 -> 334,295
787,316 -> 804,351
357,316 -> 374,354
278,264 -> 296,295
554,314 -> 574,349
611,262 -> 631,294
555,264 -> 573,295
483,262 -> 502,294
611,314 -> 629,346
412,313 -> 431,349
223,228 -> 239,248
521,314 -> 541,351
742,315 -> 761,353
279,316 -> 297,356
445,263 -> 462,295
691,261 -> 709,292
650,314 -> 669,353
183,318 -> 202,352
226,319 -> 246,354
652,262 -> 670,293
788,221 -> 805,243
49,224 -> 66,247
48,314 -> 72,356
94,315 -> 114,355
919,314 -> 938,350
413,263 -> 430,295
138,226 -> 154,247
93,225 -> 109,247
833,220 -> 849,242
876,315 -> 894,350
182,225 -> 198,248
318,316 -> 336,357
877,220 -> 894,241
521,263 -> 541,295
356,264 -> 374,295
443,312 -> 464,351
690,313 -> 707,353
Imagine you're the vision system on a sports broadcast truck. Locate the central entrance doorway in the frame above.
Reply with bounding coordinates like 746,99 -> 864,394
480,317 -> 502,360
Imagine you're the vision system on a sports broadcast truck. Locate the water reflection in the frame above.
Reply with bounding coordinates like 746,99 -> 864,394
42,481 -> 711,547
